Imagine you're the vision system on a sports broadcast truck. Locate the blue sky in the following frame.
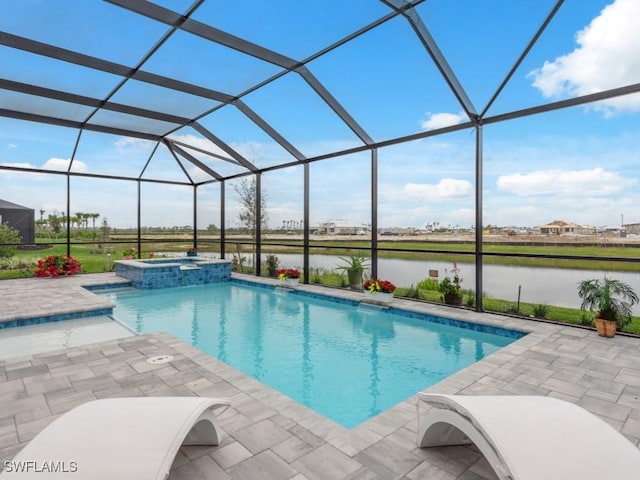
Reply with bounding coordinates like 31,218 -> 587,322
0,0 -> 638,230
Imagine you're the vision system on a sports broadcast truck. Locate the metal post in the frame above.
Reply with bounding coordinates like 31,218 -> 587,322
303,163 -> 310,284
255,174 -> 261,276
474,123 -> 483,312
137,181 -> 141,258
220,181 -> 226,259
66,175 -> 71,257
193,185 -> 198,251
371,148 -> 378,279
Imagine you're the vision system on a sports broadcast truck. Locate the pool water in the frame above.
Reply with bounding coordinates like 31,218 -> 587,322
102,281 -> 522,428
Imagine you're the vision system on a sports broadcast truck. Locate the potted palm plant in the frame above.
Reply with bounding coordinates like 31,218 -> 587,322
578,276 -> 638,337
335,254 -> 369,290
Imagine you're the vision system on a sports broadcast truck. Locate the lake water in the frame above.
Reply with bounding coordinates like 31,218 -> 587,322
267,254 -> 640,313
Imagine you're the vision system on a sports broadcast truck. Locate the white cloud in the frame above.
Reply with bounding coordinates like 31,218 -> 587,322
114,137 -> 153,148
403,178 -> 473,200
420,111 -> 468,130
497,167 -> 635,196
42,157 -> 87,172
8,143 -> 17,149
528,0 -> 640,115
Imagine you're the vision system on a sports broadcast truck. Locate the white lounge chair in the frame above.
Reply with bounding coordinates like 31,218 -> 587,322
417,393 -> 640,480
1,396 -> 230,479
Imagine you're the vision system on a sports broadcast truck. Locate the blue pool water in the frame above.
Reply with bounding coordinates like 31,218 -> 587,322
102,281 -> 523,428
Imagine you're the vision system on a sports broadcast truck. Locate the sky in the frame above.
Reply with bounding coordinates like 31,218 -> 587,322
0,0 -> 639,230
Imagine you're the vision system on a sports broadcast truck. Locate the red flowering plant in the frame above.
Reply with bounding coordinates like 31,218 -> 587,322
35,254 -> 82,277
363,278 -> 396,294
277,268 -> 300,280
122,247 -> 137,260
187,246 -> 197,253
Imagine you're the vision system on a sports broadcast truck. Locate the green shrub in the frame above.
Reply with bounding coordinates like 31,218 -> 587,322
0,256 -> 38,270
504,303 -> 520,314
417,277 -> 439,291
464,289 -> 476,307
401,284 -> 421,299
310,267 -> 325,284
579,312 -> 594,326
0,224 -> 21,258
532,304 -> 549,319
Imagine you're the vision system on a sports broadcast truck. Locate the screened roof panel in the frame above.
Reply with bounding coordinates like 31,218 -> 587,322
177,146 -> 250,178
418,0 -> 560,114
0,0 -> 167,65
190,0 -> 392,59
167,126 -> 236,163
71,131 -> 155,177
88,109 -> 181,137
141,29 -> 284,96
0,46 -> 122,99
197,106 -> 301,168
308,15 -> 466,142
242,72 -> 365,158
108,79 -> 221,119
0,90 -> 95,123
0,0 -> 636,187
141,143 -> 192,183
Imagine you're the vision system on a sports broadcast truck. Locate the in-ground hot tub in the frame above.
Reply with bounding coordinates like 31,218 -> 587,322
115,257 -> 232,289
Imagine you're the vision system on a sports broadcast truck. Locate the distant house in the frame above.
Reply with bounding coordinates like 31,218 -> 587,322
0,199 -> 35,244
539,220 -> 593,235
311,220 -> 367,235
624,223 -> 640,235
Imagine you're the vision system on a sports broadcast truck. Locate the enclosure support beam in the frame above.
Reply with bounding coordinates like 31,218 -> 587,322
474,125 -> 483,312
220,181 -> 226,260
255,174 -> 262,276
303,163 -> 310,283
137,181 -> 142,258
66,175 -> 71,257
371,148 -> 378,279
193,186 -> 198,251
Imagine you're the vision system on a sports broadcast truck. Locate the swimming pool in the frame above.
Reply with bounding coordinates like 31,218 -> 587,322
102,281 -> 523,428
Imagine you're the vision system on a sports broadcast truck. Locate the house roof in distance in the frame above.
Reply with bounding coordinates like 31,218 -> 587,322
0,199 -> 34,210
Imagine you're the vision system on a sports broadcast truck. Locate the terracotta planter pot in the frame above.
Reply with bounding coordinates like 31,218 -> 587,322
595,317 -> 617,338
444,294 -> 463,306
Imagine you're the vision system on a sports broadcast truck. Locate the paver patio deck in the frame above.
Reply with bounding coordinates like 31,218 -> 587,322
1,273 -> 639,479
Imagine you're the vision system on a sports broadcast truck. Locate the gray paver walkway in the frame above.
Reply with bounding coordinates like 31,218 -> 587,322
1,273 -> 639,479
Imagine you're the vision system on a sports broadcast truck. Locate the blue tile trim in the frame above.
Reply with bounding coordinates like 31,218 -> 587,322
0,308 -> 114,330
385,306 -> 526,339
83,282 -> 132,291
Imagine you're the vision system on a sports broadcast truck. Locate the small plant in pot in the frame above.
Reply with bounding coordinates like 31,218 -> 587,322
335,253 -> 370,290
438,262 -> 463,305
578,276 -> 639,337
265,254 -> 279,277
